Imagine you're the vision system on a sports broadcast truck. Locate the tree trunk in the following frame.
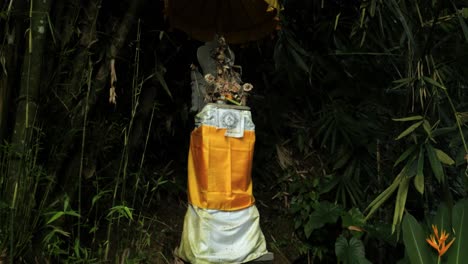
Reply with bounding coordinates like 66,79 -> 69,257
4,0 -> 53,260
11,0 -> 53,153
7,0 -> 52,195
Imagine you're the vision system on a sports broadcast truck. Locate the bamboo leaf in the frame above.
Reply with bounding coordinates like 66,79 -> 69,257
92,190 -> 112,208
395,121 -> 423,140
422,76 -> 446,90
402,213 -> 435,264
370,0 -> 376,17
414,147 -> 425,195
46,211 -> 65,224
394,145 -> 417,167
155,69 -> 173,99
447,199 -> 468,264
51,227 -> 70,237
426,143 -> 445,183
456,5 -> 468,43
284,30 -> 310,56
289,48 -> 309,73
64,211 -> 81,218
74,239 -> 81,258
392,176 -> 410,233
122,206 -> 134,220
388,0 -> 415,46
392,115 -> 423,122
422,120 -> 433,139
334,12 -> 341,31
365,174 -> 402,220
435,148 -> 455,165
391,77 -> 414,90
432,126 -> 457,137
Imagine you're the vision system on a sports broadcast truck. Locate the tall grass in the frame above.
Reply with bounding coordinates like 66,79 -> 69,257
0,128 -> 54,261
0,1 -> 175,262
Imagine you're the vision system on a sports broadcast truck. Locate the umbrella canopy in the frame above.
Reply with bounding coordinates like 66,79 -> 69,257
165,0 -> 280,44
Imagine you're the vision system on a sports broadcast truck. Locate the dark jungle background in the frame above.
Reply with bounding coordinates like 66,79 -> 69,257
1,0 -> 468,263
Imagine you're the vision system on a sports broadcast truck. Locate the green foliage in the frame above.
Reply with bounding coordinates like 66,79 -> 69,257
274,0 -> 468,261
0,1 -> 180,262
107,205 -> 134,221
1,0 -> 468,262
402,213 -> 435,264
366,116 -> 458,232
335,235 -> 371,264
292,197 -> 369,262
447,199 -> 468,264
401,200 -> 468,264
44,196 -> 81,225
304,201 -> 343,238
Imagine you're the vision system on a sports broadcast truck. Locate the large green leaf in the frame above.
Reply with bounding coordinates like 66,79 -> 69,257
342,208 -> 366,238
305,201 -> 343,238
342,208 -> 366,228
447,199 -> 468,264
432,202 -> 451,234
335,235 -> 371,264
402,213 -> 435,264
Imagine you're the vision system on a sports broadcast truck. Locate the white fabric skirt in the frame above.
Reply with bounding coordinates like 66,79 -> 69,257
177,204 -> 268,264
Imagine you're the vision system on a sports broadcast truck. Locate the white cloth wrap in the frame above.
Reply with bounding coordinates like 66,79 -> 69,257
194,103 -> 255,137
177,204 -> 268,263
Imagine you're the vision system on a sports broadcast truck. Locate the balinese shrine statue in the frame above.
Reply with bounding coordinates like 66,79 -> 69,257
176,36 -> 269,263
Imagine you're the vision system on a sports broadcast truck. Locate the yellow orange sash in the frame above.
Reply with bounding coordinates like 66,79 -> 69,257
187,104 -> 255,210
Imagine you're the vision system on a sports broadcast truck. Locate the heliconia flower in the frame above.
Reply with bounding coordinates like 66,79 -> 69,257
426,224 -> 456,257
243,83 -> 253,92
204,74 -> 215,84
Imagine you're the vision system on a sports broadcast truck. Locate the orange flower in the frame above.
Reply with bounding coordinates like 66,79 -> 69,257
426,225 -> 456,257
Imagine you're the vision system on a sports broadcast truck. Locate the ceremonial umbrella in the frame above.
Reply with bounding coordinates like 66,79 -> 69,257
164,0 -> 280,44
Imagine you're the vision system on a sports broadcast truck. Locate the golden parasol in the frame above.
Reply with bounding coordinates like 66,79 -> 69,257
164,0 -> 280,44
